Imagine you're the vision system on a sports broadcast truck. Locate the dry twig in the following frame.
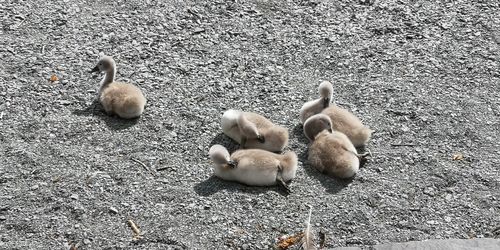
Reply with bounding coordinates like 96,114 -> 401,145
131,158 -> 155,176
156,166 -> 170,171
127,219 -> 143,240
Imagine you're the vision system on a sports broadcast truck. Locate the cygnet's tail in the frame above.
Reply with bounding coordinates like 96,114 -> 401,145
118,96 -> 146,119
351,127 -> 373,147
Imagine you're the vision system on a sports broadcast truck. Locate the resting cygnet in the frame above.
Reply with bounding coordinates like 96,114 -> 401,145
320,106 -> 372,147
208,144 -> 298,193
304,114 -> 369,179
91,55 -> 146,119
299,80 -> 333,124
300,81 -> 372,147
221,109 -> 289,152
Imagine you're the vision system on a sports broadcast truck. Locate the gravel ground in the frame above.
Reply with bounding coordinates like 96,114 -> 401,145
1,0 -> 499,249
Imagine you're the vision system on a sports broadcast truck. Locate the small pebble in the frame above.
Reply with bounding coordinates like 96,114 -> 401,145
109,206 -> 118,214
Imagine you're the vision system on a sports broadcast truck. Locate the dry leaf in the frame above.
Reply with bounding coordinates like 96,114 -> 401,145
49,74 -> 59,82
276,232 -> 303,250
452,154 -> 464,161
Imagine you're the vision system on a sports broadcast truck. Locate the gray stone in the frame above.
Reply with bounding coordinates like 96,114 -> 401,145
373,238 -> 500,250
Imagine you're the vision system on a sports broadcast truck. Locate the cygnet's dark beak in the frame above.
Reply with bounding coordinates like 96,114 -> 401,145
323,97 -> 330,108
227,160 -> 237,168
90,65 -> 99,73
328,128 -> 333,133
257,134 -> 265,143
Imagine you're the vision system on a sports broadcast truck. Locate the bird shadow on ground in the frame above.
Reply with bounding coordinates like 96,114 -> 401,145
292,124 -> 351,194
209,132 -> 241,154
292,123 -> 308,144
194,176 -> 290,197
72,99 -> 139,131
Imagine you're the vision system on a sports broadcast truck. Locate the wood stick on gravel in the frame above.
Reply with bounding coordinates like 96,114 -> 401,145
156,166 -> 170,171
131,158 -> 155,176
127,219 -> 143,240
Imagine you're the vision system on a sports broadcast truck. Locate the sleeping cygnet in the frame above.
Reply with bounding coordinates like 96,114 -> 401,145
320,105 -> 372,147
91,55 -> 146,119
303,114 -> 369,179
221,109 -> 289,152
208,144 -> 298,193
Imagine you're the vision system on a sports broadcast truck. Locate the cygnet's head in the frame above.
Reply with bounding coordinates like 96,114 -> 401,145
303,114 -> 333,141
318,81 -> 333,108
91,55 -> 115,73
263,127 -> 289,151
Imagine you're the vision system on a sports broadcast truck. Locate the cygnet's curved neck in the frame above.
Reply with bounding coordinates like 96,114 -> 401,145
100,67 -> 116,88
